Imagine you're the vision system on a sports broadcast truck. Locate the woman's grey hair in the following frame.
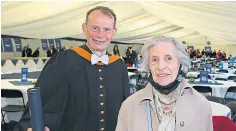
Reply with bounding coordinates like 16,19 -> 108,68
141,36 -> 191,75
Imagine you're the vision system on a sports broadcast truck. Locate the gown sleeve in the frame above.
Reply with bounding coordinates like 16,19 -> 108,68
13,51 -> 71,131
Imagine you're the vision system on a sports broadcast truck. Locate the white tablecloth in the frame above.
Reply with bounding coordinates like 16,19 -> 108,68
128,72 -> 135,79
188,79 -> 236,98
187,71 -> 236,79
212,68 -> 236,74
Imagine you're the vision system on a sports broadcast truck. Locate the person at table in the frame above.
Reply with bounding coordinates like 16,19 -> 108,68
116,36 -> 213,131
32,47 -> 40,57
26,44 -> 32,57
14,6 -> 129,131
112,44 -> 120,56
201,49 -> 205,57
212,50 -> 216,58
126,44 -> 137,65
228,54 -> 232,60
46,47 -> 52,57
59,46 -> 66,52
21,46 -> 27,57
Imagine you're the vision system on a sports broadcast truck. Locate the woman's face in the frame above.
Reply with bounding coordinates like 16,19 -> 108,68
149,42 -> 180,86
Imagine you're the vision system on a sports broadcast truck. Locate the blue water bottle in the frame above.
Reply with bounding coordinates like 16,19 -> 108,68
136,60 -> 141,68
21,68 -> 28,82
218,61 -> 223,69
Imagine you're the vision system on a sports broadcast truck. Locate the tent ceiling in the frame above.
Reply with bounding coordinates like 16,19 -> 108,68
1,1 -> 236,45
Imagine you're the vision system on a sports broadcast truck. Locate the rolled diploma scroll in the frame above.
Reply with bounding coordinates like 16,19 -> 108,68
27,87 -> 45,131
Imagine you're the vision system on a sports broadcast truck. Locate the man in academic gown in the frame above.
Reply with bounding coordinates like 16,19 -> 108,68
14,6 -> 130,131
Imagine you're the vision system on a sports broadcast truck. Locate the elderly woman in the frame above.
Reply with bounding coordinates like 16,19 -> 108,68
116,36 -> 213,131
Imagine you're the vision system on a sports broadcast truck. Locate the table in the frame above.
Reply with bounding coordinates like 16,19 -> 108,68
187,71 -> 236,80
188,79 -> 236,98
212,68 -> 236,74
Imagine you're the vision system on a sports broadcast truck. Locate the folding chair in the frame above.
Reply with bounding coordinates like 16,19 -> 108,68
197,74 -> 211,79
129,74 -> 140,94
192,86 -> 212,96
228,76 -> 236,81
224,86 -> 236,104
217,69 -> 228,73
127,68 -> 138,73
137,71 -> 149,90
1,89 -> 26,129
215,78 -> 228,81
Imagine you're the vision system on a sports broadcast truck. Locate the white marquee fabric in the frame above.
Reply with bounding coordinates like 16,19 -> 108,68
1,1 -> 236,44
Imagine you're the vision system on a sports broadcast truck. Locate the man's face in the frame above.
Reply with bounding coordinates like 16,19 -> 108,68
129,45 -> 133,49
82,10 -> 117,52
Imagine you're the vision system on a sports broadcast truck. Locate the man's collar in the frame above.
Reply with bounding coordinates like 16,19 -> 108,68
85,43 -> 109,56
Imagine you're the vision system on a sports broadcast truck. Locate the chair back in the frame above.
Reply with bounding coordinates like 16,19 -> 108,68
1,89 -> 24,98
193,86 -> 212,96
1,89 -> 25,106
141,71 -> 149,78
228,76 -> 236,81
215,77 -> 227,81
226,86 -> 236,94
129,74 -> 140,86
137,71 -> 149,90
218,69 -> 228,73
128,68 -> 138,73
225,86 -> 236,96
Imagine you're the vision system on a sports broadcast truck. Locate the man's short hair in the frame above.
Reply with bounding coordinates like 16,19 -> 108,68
85,6 -> 117,28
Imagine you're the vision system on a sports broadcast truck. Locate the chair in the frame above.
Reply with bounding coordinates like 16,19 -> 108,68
192,86 -> 212,96
228,76 -> 236,81
127,68 -> 138,73
205,96 -> 225,104
217,69 -> 228,73
224,86 -> 236,104
1,89 -> 25,129
129,74 -> 140,94
197,74 -> 211,79
226,101 -> 236,122
215,77 -> 227,81
137,71 -> 149,90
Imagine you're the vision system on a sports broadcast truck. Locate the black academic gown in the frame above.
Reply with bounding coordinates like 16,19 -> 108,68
14,45 -> 130,131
